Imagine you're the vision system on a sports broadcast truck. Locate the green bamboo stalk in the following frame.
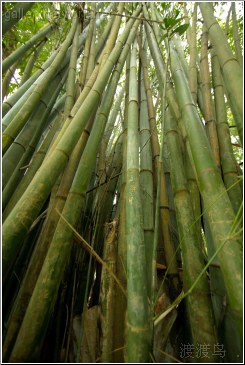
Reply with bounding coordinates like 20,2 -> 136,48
231,2 -> 243,67
200,24 -> 221,168
62,25 -> 80,120
198,2 -> 243,144
2,129 -> 89,362
85,14 -> 96,84
2,69 -> 66,190
2,2 -> 141,291
211,49 -> 242,215
139,67 -> 154,298
2,110 -> 64,221
91,133 -> 123,242
2,61 -> 19,101
8,18 -> 141,362
112,54 -> 130,364
100,220 -> 118,363
201,204 -> 242,362
104,135 -> 123,217
188,3 -> 198,103
79,3 -> 96,91
140,23 -> 179,287
169,44 -> 243,336
149,2 -> 160,41
125,38 -> 150,363
1,5 -> 110,117
95,15 -> 115,60
182,2 -> 191,44
225,3 -> 232,37
172,34 -> 205,117
2,2 -> 35,35
48,3 -> 125,153
2,22 -> 55,73
162,138 -> 179,256
20,40 -> 46,86
183,145 -> 203,256
2,52 -> 59,119
2,70 -> 67,210
104,86 -> 125,149
2,16 -> 78,154
165,107 -> 217,361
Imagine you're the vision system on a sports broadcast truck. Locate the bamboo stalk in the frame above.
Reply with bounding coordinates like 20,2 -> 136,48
139,66 -> 154,297
188,3 -> 198,103
2,101 -> 65,220
20,40 -> 46,86
2,7 -> 142,285
200,24 -> 221,168
198,2 -> 243,144
165,107 -> 217,361
112,54 -> 130,363
2,22 -> 55,73
2,61 -> 19,101
2,16 -> 78,154
48,3 -> 125,153
231,3 -> 243,67
169,44 -> 242,336
2,69 -> 67,190
2,4 -> 111,117
125,38 -> 151,363
100,221 -> 118,363
8,18 -> 141,362
141,15 -> 180,287
211,49 -> 242,215
79,3 -> 96,91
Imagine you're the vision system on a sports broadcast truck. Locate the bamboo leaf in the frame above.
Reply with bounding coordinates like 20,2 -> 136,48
171,23 -> 189,36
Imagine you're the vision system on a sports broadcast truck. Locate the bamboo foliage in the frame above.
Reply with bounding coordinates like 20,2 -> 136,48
1,3 -> 243,363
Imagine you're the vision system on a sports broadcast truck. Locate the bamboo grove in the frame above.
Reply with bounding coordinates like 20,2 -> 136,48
1,2 -> 243,363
